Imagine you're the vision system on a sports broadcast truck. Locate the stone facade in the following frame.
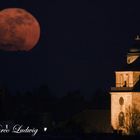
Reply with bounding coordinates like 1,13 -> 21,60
110,71 -> 140,132
110,38 -> 140,133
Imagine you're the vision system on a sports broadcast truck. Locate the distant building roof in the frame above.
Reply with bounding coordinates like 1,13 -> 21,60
58,109 -> 112,133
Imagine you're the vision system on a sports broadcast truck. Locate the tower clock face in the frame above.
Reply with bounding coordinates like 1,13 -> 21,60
119,97 -> 124,105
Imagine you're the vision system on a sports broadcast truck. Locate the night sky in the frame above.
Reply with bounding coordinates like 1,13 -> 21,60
0,0 -> 140,97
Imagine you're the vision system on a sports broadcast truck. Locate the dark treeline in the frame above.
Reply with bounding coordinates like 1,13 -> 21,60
0,85 -> 110,134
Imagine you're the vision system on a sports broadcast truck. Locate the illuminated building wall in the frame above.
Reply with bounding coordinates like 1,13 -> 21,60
110,37 -> 140,132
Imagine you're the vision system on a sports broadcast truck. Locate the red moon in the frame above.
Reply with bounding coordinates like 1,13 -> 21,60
0,8 -> 40,51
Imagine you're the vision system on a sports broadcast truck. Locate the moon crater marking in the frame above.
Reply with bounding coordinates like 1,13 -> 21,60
0,8 -> 40,51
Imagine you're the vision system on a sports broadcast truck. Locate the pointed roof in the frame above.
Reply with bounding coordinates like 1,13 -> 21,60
117,36 -> 140,71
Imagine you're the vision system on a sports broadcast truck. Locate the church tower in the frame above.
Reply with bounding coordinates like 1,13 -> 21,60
110,36 -> 140,133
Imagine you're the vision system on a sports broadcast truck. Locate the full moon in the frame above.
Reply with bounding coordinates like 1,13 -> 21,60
0,8 -> 40,51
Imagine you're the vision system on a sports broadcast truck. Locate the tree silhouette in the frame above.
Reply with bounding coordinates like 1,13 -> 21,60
125,105 -> 140,135
90,89 -> 110,109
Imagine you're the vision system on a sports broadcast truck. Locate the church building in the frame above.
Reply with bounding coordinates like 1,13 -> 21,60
110,36 -> 140,134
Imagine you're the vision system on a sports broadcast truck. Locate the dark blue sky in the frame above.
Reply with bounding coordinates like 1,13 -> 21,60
0,0 -> 140,97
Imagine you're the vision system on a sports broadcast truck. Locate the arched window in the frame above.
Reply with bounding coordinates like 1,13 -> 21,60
118,112 -> 125,127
